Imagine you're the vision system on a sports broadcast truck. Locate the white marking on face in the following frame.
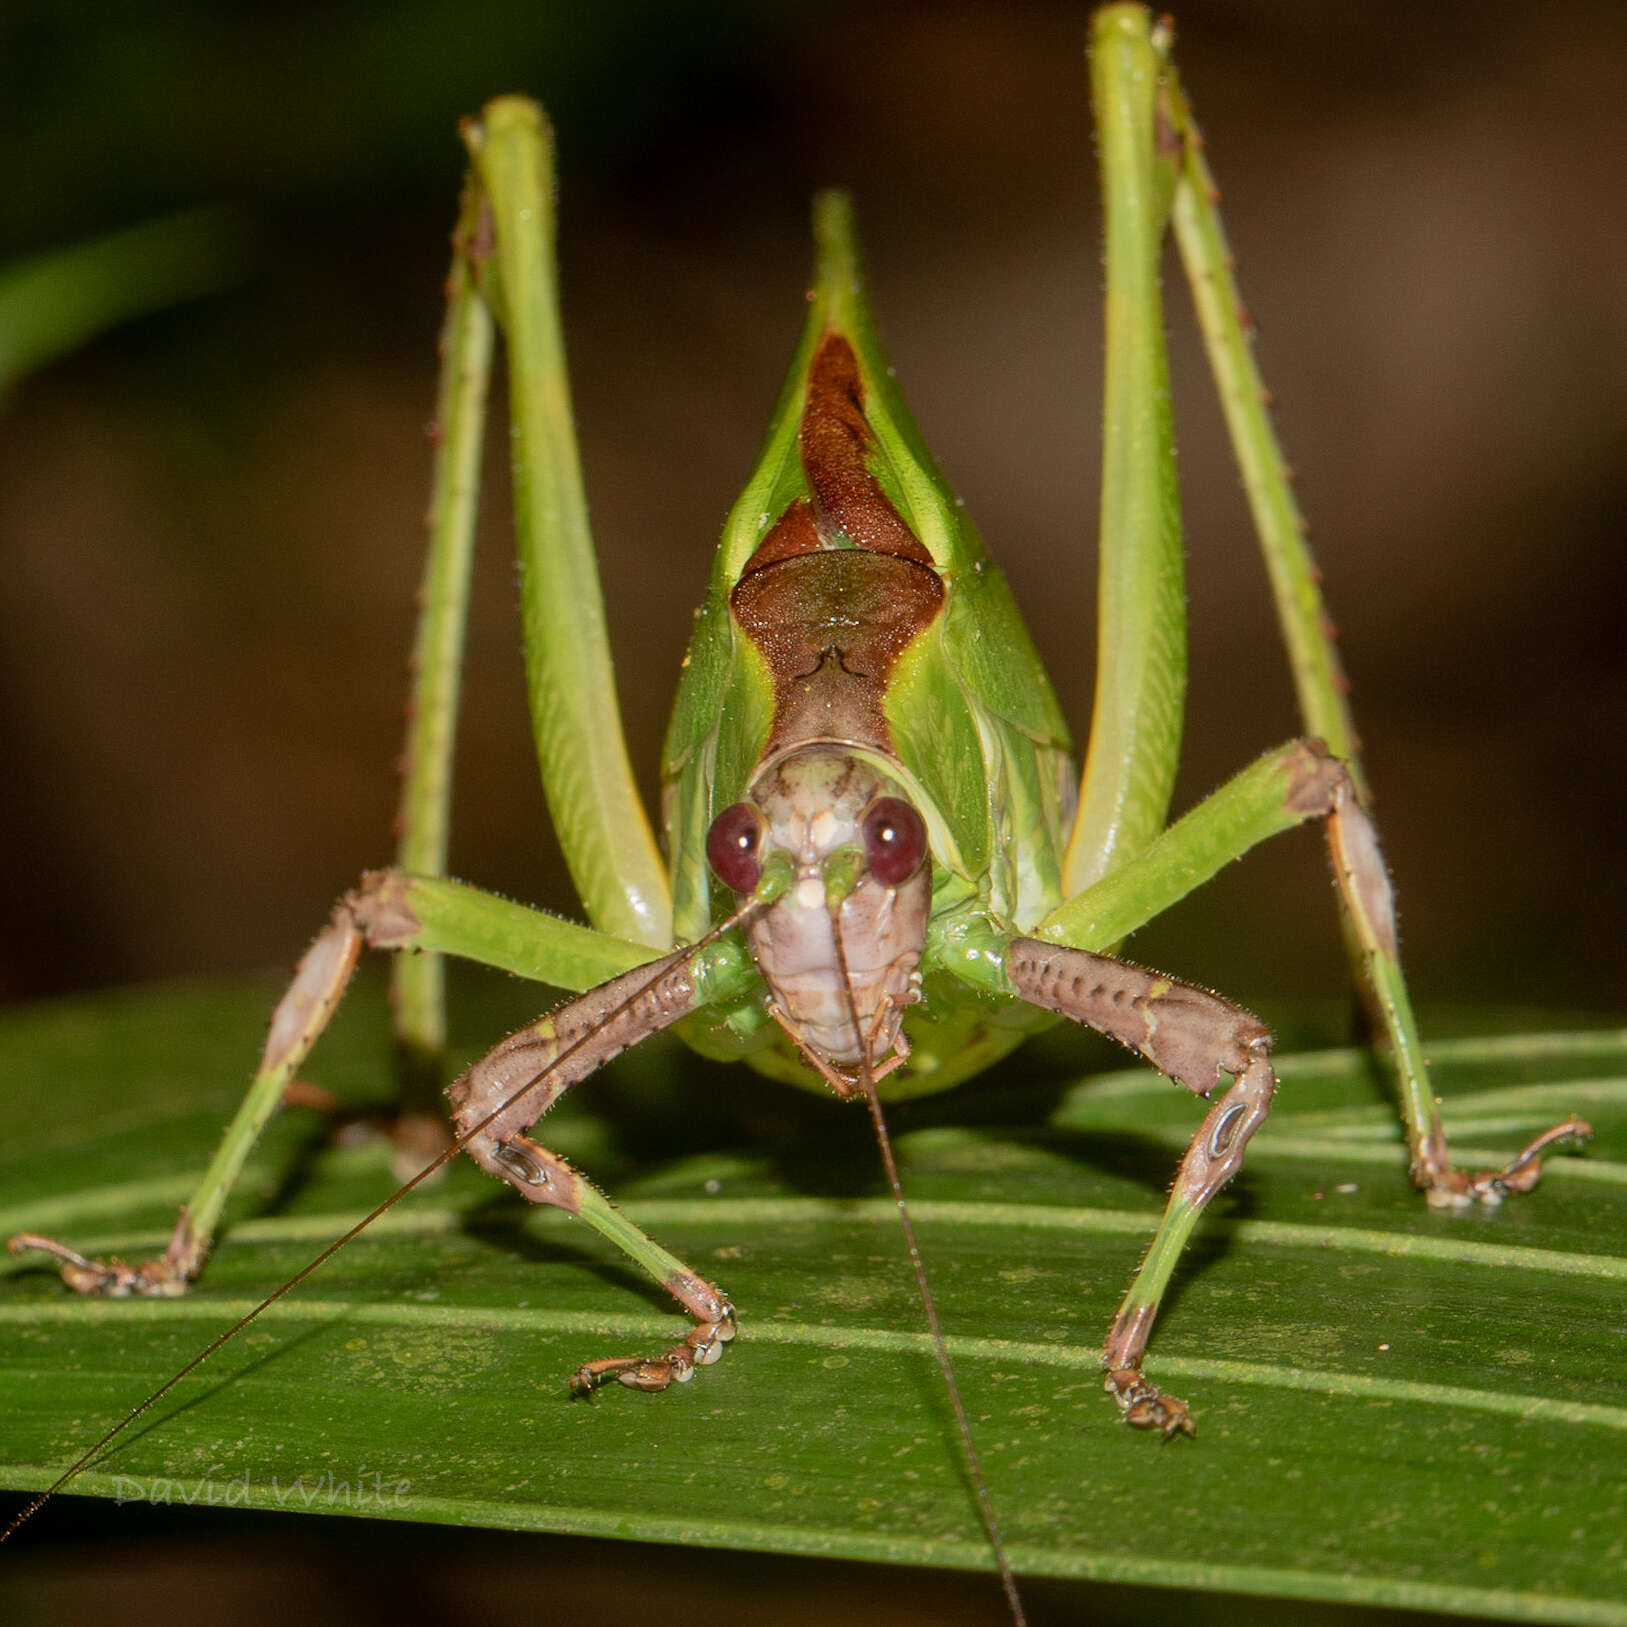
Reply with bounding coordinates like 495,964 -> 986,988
807,810 -> 841,851
795,876 -> 826,910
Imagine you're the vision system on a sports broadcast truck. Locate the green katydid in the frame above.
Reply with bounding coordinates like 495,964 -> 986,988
4,2 -> 1590,1589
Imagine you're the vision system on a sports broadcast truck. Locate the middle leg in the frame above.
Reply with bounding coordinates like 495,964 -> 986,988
1038,739 -> 1590,1203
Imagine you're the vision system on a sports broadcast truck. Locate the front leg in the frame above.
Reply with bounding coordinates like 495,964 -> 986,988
445,951 -> 738,1393
1008,940 -> 1277,1433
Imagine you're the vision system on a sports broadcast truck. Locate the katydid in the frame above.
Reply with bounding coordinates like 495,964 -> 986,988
4,1 -> 1590,1587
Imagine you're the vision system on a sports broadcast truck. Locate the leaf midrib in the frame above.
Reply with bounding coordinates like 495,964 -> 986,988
5,1292 -> 1626,1434
10,1190 -> 1627,1282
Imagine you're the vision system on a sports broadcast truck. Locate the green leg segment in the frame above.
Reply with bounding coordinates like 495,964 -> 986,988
1102,1055 -> 1275,1435
1065,8 -> 1187,896
375,873 -> 657,992
391,100 -> 680,1115
566,1182 -> 737,1395
1163,65 -> 1359,773
388,170 -> 494,1127
462,100 -> 670,949
1039,738 -> 1341,953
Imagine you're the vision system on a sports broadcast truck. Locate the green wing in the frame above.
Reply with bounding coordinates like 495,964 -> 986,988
663,192 -> 1073,946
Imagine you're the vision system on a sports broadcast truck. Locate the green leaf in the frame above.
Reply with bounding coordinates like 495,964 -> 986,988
3,979 -> 1626,1624
0,209 -> 252,392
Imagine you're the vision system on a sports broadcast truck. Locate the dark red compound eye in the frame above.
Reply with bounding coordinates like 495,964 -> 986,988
862,796 -> 927,887
706,802 -> 765,894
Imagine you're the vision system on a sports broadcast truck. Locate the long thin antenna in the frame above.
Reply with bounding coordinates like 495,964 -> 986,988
3,901 -> 762,1544
828,909 -> 1027,1627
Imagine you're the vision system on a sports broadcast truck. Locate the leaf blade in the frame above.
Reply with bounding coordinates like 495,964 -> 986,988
3,981 -> 1625,1623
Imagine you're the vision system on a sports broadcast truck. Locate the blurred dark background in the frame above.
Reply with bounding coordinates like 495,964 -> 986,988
3,0 -> 1624,1014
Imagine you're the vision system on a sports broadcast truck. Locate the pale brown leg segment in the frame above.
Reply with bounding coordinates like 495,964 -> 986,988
10,896 -> 370,1296
1323,782 -> 1593,1204
444,949 -> 737,1394
1007,941 -> 1279,1433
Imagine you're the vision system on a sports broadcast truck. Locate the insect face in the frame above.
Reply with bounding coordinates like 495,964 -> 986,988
706,748 -> 929,1087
